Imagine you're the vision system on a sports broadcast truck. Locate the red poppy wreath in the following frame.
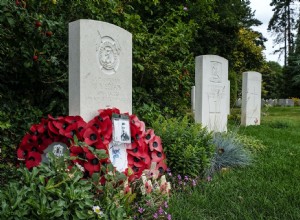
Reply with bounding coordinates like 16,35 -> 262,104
17,108 -> 167,180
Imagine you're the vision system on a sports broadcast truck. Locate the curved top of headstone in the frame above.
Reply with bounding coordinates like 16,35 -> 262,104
242,71 -> 262,81
70,19 -> 131,35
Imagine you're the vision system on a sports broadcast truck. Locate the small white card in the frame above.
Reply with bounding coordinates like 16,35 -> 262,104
109,142 -> 128,172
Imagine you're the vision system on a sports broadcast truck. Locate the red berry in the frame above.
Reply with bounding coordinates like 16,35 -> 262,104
33,55 -> 38,61
46,31 -> 53,37
35,21 -> 42,28
16,0 -> 20,6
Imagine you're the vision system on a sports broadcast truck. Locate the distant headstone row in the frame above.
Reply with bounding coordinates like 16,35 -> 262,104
235,98 -> 295,107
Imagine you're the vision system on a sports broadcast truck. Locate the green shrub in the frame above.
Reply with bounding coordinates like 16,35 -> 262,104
234,133 -> 266,153
0,157 -> 102,219
207,133 -> 252,177
151,116 -> 214,177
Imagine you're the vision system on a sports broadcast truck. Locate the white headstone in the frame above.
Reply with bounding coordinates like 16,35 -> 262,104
235,98 -> 242,107
286,99 -> 294,106
241,71 -> 262,126
227,80 -> 230,115
278,99 -> 286,106
191,86 -> 195,114
195,55 -> 228,132
69,19 -> 132,122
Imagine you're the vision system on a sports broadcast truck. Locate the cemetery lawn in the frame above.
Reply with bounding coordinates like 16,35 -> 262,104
169,107 -> 300,220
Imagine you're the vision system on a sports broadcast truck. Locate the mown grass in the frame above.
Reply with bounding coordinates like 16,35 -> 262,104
169,107 -> 300,219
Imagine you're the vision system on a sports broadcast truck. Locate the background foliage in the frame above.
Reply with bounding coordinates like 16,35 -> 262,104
0,0 -> 272,181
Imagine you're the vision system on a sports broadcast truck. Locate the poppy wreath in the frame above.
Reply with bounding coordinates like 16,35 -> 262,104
17,108 -> 167,180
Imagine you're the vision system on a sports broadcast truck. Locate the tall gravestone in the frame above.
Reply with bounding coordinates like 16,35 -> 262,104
191,86 -> 195,114
69,19 -> 132,122
241,71 -> 262,126
195,55 -> 229,132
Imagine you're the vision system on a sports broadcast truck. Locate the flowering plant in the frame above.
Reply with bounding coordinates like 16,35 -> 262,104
125,164 -> 172,219
17,108 -> 167,181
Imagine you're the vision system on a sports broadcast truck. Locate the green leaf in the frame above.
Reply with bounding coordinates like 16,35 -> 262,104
75,209 -> 87,219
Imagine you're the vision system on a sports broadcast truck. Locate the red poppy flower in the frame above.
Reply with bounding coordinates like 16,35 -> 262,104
84,157 -> 101,177
144,129 -> 155,144
83,127 -> 99,145
130,124 -> 145,146
63,122 -> 80,139
38,136 -> 53,151
140,154 -> 151,168
98,108 -> 120,119
151,151 -> 166,163
64,115 -> 83,124
47,120 -> 60,136
127,141 -> 147,157
52,120 -> 70,136
149,135 -> 163,152
127,154 -> 147,168
156,160 -> 167,174
70,145 -> 85,164
30,123 -> 46,139
25,151 -> 42,169
17,147 -> 28,160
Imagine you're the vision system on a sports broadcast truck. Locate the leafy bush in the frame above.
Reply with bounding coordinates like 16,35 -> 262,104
0,156 -> 105,219
151,116 -> 214,177
234,133 -> 266,153
207,133 -> 252,177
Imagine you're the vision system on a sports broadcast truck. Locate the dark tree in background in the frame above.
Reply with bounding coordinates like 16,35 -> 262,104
268,0 -> 297,66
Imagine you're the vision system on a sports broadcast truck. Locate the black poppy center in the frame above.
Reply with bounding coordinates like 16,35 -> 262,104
153,141 -> 158,148
78,127 -> 83,132
90,134 -> 97,141
23,150 -> 28,157
28,156 -> 35,161
146,134 -> 151,140
159,167 -> 164,174
32,147 -> 38,152
70,130 -> 76,136
133,157 -> 140,162
93,123 -> 99,129
44,132 -> 50,138
131,137 -> 134,143
83,170 -> 90,178
133,148 -> 138,153
157,152 -> 162,158
133,166 -> 139,172
98,116 -> 103,122
135,134 -> 140,140
78,153 -> 86,160
34,131 -> 38,136
62,123 -> 68,130
37,138 -> 43,145
91,158 -> 99,165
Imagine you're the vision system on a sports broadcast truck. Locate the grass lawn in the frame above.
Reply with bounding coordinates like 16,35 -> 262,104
169,107 -> 300,220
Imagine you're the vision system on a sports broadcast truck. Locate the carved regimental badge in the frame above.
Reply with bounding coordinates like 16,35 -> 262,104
209,61 -> 222,83
97,33 -> 121,75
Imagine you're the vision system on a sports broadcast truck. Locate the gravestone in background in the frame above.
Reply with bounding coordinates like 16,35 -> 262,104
69,19 -> 132,122
241,71 -> 262,126
278,99 -> 285,106
195,55 -> 229,132
235,98 -> 242,107
286,99 -> 294,107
